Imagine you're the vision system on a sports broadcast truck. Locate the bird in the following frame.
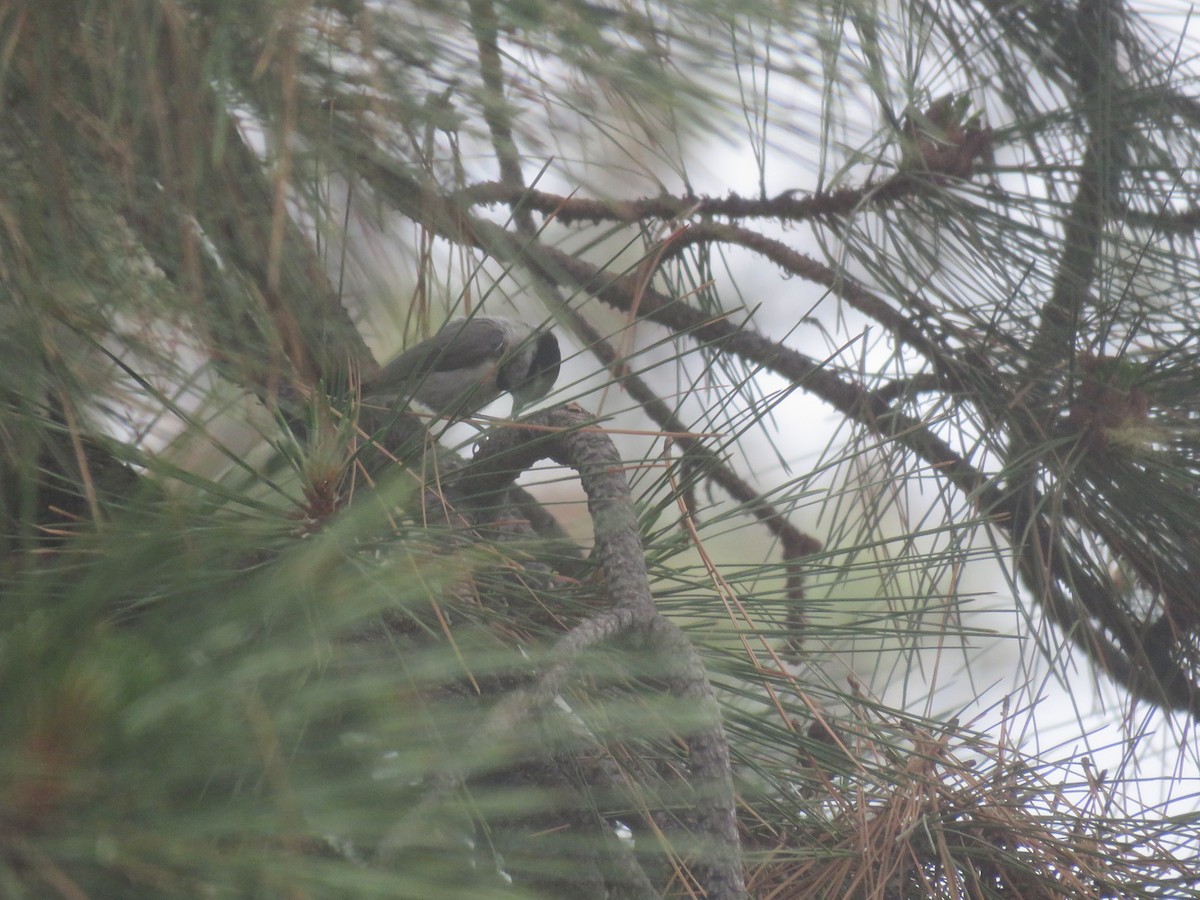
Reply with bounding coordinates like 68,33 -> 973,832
360,316 -> 561,419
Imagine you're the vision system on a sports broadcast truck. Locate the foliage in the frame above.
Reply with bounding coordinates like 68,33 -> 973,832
2,0 -> 1199,897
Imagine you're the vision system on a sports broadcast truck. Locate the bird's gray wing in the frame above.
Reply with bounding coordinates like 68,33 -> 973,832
366,318 -> 506,391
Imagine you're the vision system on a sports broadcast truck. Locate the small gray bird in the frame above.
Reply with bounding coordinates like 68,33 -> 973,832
362,316 -> 561,419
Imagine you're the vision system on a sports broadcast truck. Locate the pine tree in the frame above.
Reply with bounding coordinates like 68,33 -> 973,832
2,1 -> 1199,897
